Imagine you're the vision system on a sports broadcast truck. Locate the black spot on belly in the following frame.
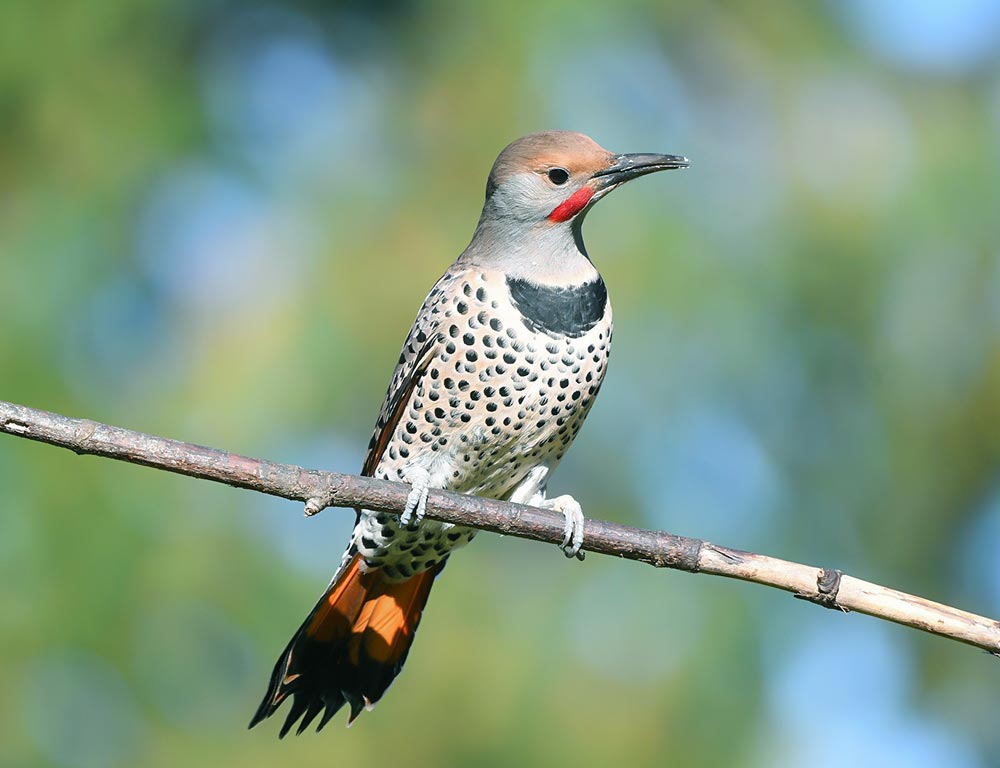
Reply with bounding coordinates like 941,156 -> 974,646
506,276 -> 608,338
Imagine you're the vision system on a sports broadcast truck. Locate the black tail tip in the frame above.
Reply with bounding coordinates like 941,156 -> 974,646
247,704 -> 271,732
248,691 -> 349,737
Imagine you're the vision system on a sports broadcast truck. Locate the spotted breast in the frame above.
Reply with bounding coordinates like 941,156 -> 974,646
355,267 -> 612,579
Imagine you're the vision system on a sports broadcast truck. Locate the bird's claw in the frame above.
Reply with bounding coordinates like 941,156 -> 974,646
545,494 -> 585,561
400,473 -> 429,530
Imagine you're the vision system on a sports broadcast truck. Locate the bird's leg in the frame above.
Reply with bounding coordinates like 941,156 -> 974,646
508,467 -> 586,560
399,465 -> 431,529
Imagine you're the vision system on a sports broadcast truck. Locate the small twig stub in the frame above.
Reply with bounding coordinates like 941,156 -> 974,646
794,568 -> 848,612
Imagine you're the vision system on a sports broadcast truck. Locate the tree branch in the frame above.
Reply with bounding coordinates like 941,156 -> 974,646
2,398 -> 998,656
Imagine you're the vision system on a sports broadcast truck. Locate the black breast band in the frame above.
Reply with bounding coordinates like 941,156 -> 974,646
506,275 -> 608,338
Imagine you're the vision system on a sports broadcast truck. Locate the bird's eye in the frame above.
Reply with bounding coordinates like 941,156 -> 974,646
547,167 -> 570,185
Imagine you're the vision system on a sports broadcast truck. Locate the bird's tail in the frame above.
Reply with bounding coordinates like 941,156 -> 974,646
249,553 -> 441,736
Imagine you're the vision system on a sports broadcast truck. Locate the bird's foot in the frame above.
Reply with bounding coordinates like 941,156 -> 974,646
541,494 -> 586,561
399,467 -> 431,530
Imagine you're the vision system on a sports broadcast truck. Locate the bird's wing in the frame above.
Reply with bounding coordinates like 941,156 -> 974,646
360,269 -> 461,477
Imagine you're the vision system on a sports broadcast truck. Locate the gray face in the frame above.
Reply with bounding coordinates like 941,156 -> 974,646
485,170 -> 580,223
482,129 -> 687,223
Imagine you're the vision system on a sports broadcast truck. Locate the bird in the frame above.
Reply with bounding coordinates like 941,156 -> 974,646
249,130 -> 688,736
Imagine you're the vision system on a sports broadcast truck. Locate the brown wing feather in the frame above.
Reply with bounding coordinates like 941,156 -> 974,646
360,270 -> 463,477
360,338 -> 436,477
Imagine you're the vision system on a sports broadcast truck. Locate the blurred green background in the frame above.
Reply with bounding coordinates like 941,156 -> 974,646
3,0 -> 1000,765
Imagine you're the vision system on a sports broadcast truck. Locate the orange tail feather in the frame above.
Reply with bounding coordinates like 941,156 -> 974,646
250,553 -> 441,736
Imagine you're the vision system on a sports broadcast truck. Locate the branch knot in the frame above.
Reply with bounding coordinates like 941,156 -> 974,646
796,567 -> 848,612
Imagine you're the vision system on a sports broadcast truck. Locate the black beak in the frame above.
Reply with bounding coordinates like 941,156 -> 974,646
592,152 -> 689,185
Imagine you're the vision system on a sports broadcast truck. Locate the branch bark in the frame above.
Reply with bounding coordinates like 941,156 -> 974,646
2,398 -> 998,656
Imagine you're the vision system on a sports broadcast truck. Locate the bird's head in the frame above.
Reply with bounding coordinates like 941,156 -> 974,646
482,130 -> 688,226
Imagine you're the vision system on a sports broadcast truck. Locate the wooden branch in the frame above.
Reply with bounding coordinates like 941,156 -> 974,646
2,398 -> 998,656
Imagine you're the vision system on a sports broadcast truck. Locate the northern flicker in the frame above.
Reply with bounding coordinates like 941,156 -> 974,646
249,131 -> 687,736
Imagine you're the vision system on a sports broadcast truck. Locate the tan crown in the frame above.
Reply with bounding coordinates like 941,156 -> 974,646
486,131 -> 614,194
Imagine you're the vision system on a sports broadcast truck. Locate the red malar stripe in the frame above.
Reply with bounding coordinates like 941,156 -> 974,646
547,186 -> 594,223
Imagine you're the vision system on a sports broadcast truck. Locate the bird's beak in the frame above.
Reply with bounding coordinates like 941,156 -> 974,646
592,153 -> 689,188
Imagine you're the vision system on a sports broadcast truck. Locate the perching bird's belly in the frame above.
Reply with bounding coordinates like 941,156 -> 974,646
355,268 -> 612,579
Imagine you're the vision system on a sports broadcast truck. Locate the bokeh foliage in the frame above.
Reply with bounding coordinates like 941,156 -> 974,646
3,1 -> 1000,766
